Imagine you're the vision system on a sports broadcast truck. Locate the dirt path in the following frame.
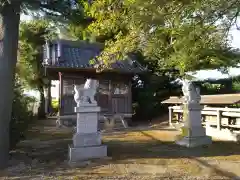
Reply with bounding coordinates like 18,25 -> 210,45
1,120 -> 240,179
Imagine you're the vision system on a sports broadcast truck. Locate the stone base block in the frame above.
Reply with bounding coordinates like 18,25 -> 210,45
68,156 -> 112,168
68,144 -> 107,162
180,126 -> 206,137
75,105 -> 100,113
176,135 -> 212,148
206,126 -> 240,142
73,132 -> 101,147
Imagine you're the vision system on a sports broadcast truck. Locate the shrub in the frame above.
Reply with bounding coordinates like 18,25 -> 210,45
51,99 -> 59,110
132,74 -> 181,122
50,99 -> 59,115
9,79 -> 37,150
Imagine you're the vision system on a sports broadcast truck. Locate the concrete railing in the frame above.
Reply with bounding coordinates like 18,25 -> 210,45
168,106 -> 240,130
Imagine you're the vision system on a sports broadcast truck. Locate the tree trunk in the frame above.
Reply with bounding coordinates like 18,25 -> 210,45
0,3 -> 21,169
38,86 -> 46,119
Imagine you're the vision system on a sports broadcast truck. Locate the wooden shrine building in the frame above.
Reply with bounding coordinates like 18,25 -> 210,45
42,39 -> 146,118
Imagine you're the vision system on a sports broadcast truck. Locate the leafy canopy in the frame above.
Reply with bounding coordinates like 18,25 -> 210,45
18,19 -> 57,90
72,0 -> 240,75
1,0 -> 86,23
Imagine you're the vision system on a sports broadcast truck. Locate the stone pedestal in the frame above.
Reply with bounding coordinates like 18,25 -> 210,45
68,104 -> 107,162
176,103 -> 212,147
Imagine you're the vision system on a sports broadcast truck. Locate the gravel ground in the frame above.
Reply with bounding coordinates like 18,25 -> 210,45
1,122 -> 240,180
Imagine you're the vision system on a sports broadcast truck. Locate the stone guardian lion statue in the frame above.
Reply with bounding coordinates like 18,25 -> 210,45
74,78 -> 99,106
181,80 -> 201,104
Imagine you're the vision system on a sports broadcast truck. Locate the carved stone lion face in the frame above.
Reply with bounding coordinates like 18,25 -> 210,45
187,83 -> 194,91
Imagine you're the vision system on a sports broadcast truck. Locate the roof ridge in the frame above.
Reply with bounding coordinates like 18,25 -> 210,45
51,39 -> 104,49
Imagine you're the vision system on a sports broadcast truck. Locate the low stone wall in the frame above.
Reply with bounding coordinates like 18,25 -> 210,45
204,116 -> 240,126
172,113 -> 240,127
206,125 -> 240,142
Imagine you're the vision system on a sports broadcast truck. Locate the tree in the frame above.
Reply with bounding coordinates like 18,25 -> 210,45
0,0 -> 85,169
81,0 -> 240,74
18,20 -> 57,119
67,0 -> 240,121
65,0 -> 239,119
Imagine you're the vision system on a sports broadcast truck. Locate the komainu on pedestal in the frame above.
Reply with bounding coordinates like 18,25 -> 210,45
69,78 -> 107,163
176,80 -> 212,148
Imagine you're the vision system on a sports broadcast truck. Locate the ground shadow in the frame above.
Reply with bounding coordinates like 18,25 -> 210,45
107,137 -> 240,160
192,157 -> 238,179
3,126 -> 240,179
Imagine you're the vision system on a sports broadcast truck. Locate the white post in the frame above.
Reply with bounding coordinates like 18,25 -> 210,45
46,41 -> 50,59
57,40 -> 61,58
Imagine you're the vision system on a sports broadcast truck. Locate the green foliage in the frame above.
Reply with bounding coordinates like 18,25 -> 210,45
0,0 -> 86,168
51,99 -> 59,114
232,81 -> 240,91
18,19 -> 57,118
196,78 -> 239,95
132,75 -> 181,120
51,99 -> 59,109
132,53 -> 181,121
77,0 -> 240,74
18,20 -> 56,89
10,76 -> 36,150
62,0 -> 240,121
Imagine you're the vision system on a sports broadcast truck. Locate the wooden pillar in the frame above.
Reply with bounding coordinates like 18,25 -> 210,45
44,87 -> 48,114
177,113 -> 181,122
216,110 -> 222,130
108,79 -> 112,114
128,80 -> 132,114
44,80 -> 52,114
59,72 -> 63,116
47,81 -> 52,113
169,107 -> 173,126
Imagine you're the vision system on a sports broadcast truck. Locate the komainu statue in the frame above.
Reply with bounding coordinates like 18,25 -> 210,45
181,80 -> 201,104
74,78 -> 99,106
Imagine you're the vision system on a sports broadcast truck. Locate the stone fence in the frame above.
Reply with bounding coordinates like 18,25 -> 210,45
169,106 -> 240,130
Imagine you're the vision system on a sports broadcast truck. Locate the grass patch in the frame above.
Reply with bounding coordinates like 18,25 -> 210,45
25,125 -> 72,141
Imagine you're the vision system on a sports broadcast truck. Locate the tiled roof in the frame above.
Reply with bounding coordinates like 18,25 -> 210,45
162,94 -> 240,105
42,39 -> 146,73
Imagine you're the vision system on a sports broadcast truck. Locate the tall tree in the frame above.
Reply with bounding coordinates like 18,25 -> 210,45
82,0 -> 240,74
18,20 -> 57,118
67,0 -> 240,120
0,0 -> 85,169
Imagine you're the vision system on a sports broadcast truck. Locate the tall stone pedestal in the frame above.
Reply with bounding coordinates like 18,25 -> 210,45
68,104 -> 107,162
176,103 -> 212,147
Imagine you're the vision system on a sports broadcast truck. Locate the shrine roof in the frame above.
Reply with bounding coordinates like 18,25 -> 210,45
42,39 -> 147,74
162,93 -> 240,105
